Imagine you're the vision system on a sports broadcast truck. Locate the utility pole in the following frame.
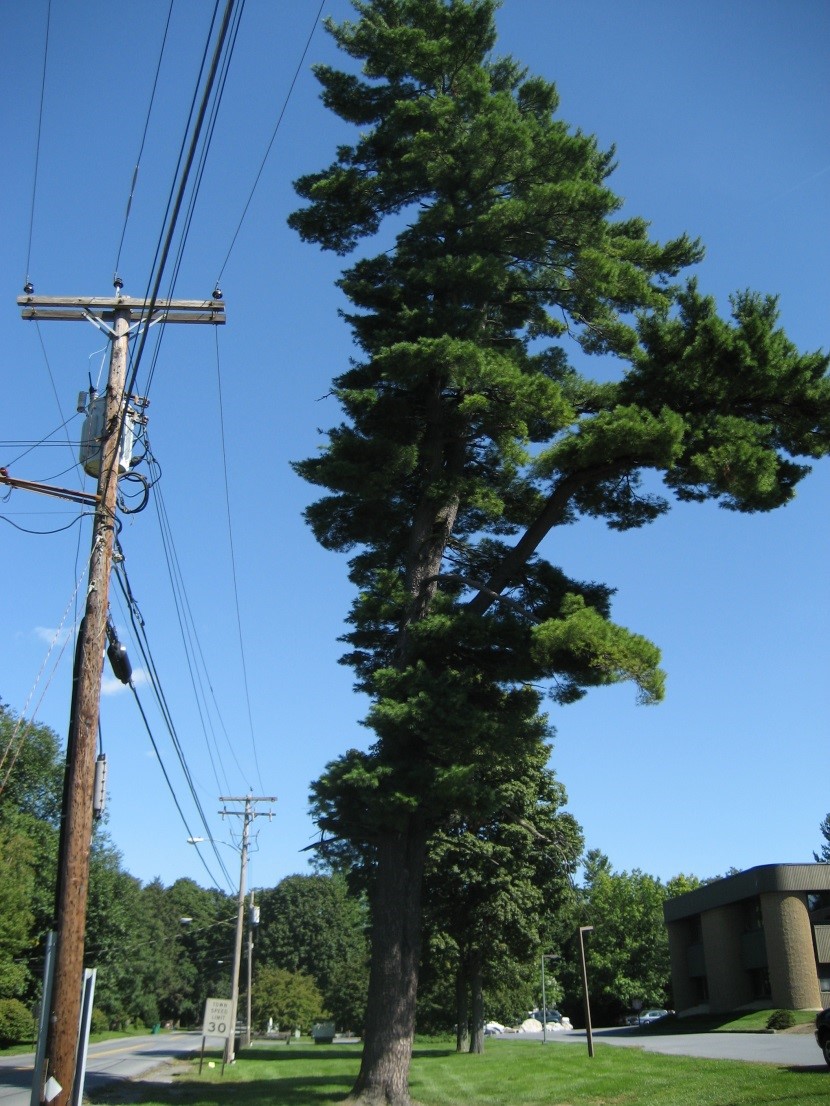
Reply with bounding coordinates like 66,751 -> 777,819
219,796 -> 275,1064
18,285 -> 224,1106
244,889 -> 259,1049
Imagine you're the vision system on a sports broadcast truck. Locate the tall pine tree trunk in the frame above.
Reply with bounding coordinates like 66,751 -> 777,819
455,962 -> 470,1052
469,960 -> 485,1054
349,819 -> 427,1106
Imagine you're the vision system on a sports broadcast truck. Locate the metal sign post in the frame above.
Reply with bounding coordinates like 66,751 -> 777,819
200,998 -> 233,1074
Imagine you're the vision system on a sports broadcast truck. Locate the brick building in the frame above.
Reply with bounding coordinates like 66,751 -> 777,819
664,864 -> 830,1014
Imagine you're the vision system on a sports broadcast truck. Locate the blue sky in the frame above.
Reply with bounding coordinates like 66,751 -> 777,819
1,0 -> 828,900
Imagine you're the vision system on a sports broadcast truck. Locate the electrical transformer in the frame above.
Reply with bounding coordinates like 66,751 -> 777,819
79,392 -> 138,478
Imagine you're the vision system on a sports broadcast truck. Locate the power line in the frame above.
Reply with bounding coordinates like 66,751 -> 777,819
125,0 -> 239,404
213,327 -> 264,790
154,0 -> 247,315
127,681 -> 232,893
146,477 -> 244,791
24,0 -> 51,289
0,503 -> 91,536
214,0 -> 326,286
0,579 -> 85,794
111,559 -> 235,891
113,0 -> 176,280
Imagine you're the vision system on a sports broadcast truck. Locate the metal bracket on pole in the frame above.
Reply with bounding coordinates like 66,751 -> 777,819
71,969 -> 96,1106
30,933 -> 56,1106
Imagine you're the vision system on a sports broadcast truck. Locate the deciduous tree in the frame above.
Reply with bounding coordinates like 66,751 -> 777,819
256,874 -> 369,1031
251,965 -> 325,1034
420,752 -> 581,1051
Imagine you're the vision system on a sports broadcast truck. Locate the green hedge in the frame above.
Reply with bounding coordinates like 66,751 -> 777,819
0,998 -> 35,1047
766,1009 -> 796,1031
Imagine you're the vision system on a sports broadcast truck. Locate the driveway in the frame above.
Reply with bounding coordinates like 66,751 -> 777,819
510,1025 -> 825,1068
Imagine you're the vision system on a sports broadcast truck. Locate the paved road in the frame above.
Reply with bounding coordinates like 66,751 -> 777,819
0,1031 -> 203,1106
509,1025 -> 827,1069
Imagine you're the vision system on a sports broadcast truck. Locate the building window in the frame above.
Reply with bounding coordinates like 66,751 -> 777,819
819,965 -> 830,993
808,892 -> 830,923
742,898 -> 763,933
748,967 -> 771,999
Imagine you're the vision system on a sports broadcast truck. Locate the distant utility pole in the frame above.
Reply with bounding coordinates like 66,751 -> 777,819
18,284 -> 225,1106
244,889 -> 260,1049
219,796 -> 276,1064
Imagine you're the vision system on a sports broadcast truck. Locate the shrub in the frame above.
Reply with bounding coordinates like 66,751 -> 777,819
0,998 -> 35,1047
90,1008 -> 109,1035
766,1009 -> 795,1031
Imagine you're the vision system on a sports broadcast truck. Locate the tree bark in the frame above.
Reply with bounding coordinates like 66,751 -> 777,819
455,963 -> 470,1053
469,962 -> 485,1054
348,819 -> 427,1106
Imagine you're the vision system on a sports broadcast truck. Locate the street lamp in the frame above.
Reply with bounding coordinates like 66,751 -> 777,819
578,925 -> 594,1058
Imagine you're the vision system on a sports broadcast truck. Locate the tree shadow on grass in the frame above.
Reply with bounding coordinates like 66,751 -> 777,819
237,1046 -> 361,1063
87,1043 -> 458,1105
90,1074 -> 357,1106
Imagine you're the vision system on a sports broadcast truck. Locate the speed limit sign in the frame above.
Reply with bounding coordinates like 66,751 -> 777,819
202,997 -> 232,1039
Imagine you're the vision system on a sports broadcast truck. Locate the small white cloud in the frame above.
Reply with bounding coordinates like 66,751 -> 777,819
34,625 -> 74,646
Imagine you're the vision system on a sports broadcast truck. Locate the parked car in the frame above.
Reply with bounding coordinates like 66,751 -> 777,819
815,1007 -> 830,1066
638,1008 -> 669,1027
531,1009 -> 562,1024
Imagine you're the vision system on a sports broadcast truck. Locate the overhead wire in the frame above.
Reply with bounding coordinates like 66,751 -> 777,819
151,0 -> 329,792
213,327 -> 264,790
144,478 -> 235,796
127,681 -> 232,892
0,571 -> 88,795
138,0 -> 246,400
10,0 -> 251,890
112,556 -> 235,891
0,513 -> 92,537
108,0 -> 327,808
95,0 -> 253,837
24,0 -> 51,290
1,419 -> 82,471
108,0 -> 268,798
214,0 -> 326,287
113,0 -> 176,281
123,0 -> 238,404
13,0 -> 325,877
146,468 -> 257,794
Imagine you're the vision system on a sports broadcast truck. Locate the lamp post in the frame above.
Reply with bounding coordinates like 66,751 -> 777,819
578,926 -> 594,1058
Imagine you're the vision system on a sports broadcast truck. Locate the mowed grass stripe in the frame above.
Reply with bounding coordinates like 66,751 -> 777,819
88,1037 -> 829,1106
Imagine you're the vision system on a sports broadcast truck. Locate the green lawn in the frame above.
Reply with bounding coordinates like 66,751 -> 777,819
88,1036 -> 829,1106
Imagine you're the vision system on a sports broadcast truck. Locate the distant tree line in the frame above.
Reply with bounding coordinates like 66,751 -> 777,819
0,704 -> 368,1038
5,705 -> 826,1048
0,703 -> 717,1046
